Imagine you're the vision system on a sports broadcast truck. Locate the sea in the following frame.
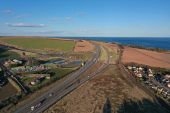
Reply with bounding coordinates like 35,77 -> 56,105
54,37 -> 170,51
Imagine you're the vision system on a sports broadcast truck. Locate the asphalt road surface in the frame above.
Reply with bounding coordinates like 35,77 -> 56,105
14,44 -> 109,113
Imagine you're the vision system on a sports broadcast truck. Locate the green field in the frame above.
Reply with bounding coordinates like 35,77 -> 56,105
0,48 -> 20,60
0,38 -> 75,51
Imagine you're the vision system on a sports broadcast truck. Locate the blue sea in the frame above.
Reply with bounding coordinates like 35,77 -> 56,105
55,37 -> 170,50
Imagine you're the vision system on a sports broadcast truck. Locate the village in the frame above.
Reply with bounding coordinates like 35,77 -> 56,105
0,53 -> 84,109
2,56 -> 83,86
126,65 -> 170,103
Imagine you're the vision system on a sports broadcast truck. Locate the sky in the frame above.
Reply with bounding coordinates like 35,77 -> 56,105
0,0 -> 170,37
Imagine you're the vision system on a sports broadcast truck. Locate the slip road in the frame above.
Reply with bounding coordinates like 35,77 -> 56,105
14,45 -> 102,113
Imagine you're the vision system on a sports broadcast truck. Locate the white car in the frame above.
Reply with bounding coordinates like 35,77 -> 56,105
30,103 -> 41,111
49,93 -> 53,97
31,106 -> 34,111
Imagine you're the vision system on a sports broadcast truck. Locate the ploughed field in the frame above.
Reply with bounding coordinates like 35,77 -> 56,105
74,40 -> 94,52
122,46 -> 170,69
0,37 -> 75,51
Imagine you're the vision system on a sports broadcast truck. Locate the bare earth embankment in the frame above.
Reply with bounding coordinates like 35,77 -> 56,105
122,46 -> 170,69
44,65 -> 168,113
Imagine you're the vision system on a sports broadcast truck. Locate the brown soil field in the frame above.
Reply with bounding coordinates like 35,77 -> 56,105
44,65 -> 168,113
122,46 -> 170,69
74,40 -> 95,52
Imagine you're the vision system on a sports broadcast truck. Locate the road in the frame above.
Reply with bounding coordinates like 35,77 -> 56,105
150,77 -> 170,92
14,44 -> 110,113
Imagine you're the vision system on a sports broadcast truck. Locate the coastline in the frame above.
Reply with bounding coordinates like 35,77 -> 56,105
51,37 -> 170,51
1,36 -> 170,52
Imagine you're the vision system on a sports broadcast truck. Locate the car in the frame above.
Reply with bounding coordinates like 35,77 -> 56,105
49,93 -> 53,97
30,102 -> 42,111
31,106 -> 34,111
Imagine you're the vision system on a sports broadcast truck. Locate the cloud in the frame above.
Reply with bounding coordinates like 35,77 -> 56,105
16,14 -> 29,19
1,9 -> 13,14
7,23 -> 46,28
36,29 -> 101,35
36,30 -> 65,34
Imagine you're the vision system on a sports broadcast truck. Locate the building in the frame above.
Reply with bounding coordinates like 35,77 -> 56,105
13,59 -> 22,64
30,79 -> 40,86
167,83 -> 170,88
45,74 -> 51,79
127,66 -> 132,70
136,73 -> 142,78
139,67 -> 143,71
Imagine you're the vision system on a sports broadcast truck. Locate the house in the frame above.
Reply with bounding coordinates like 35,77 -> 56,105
167,83 -> 170,88
165,75 -> 170,79
81,62 -> 84,66
149,69 -> 153,73
13,59 -> 22,64
136,73 -> 142,78
157,87 -> 163,93
162,90 -> 168,97
132,66 -> 136,69
148,69 -> 153,77
139,67 -> 143,71
4,59 -> 22,67
4,59 -> 13,66
127,66 -> 132,70
148,73 -> 154,77
45,74 -> 51,79
30,81 -> 36,85
30,79 -> 40,86
151,86 -> 158,91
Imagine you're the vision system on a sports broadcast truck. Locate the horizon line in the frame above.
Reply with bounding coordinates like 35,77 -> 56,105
0,36 -> 170,38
